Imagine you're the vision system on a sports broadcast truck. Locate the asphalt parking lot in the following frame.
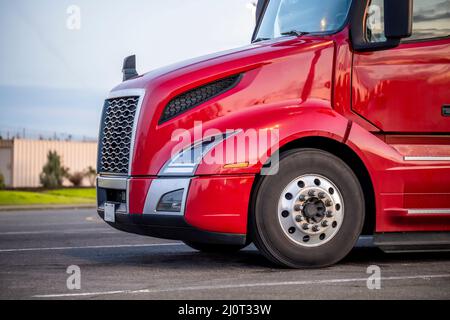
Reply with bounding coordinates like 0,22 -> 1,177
0,209 -> 449,300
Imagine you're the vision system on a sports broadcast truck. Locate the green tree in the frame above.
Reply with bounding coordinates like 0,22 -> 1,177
68,172 -> 85,187
0,173 -> 5,190
39,151 -> 66,189
84,166 -> 97,187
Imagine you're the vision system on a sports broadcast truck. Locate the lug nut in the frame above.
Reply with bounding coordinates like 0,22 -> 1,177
325,200 -> 332,207
299,195 -> 306,201
318,192 -> 326,199
326,211 -> 333,218
294,204 -> 302,211
312,225 -> 320,232
321,221 -> 329,227
302,223 -> 310,230
308,190 -> 315,197
295,215 -> 303,222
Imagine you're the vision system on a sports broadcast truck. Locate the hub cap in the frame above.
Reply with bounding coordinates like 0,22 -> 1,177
277,174 -> 344,247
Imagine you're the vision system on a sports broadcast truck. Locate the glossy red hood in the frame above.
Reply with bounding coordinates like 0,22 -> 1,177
111,36 -> 336,176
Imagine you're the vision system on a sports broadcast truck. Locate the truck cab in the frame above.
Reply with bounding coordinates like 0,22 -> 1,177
97,0 -> 450,268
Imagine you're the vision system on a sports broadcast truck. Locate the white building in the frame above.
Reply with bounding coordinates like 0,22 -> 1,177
0,139 -> 97,188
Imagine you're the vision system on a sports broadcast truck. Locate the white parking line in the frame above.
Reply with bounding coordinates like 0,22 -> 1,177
0,242 -> 184,253
34,274 -> 450,298
0,228 -> 112,236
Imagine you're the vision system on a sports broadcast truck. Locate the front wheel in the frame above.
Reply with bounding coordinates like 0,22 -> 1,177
251,149 -> 364,268
183,241 -> 247,253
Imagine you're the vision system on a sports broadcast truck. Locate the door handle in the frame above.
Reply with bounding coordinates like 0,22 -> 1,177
443,105 -> 450,117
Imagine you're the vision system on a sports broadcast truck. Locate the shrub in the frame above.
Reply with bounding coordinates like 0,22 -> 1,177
39,151 -> 66,189
85,166 -> 97,187
68,172 -> 85,187
0,173 -> 5,190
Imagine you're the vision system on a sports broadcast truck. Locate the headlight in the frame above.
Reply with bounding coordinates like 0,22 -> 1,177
159,131 -> 240,176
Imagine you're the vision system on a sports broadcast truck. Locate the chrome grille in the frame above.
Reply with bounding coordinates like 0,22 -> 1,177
99,96 -> 139,174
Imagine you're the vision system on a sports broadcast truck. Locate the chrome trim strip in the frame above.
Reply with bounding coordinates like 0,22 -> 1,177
408,209 -> 450,215
107,89 -> 146,99
96,177 -> 99,209
107,89 -> 146,175
97,176 -> 128,190
143,178 -> 191,216
404,156 -> 450,161
126,178 -> 131,214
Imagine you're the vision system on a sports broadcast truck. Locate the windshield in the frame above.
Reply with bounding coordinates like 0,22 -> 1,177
255,0 -> 353,40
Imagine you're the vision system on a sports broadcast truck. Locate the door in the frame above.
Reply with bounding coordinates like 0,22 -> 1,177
352,0 -> 450,133
351,0 -> 450,232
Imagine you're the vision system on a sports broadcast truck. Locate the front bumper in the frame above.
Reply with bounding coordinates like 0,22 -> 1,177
97,175 -> 255,245
97,210 -> 246,245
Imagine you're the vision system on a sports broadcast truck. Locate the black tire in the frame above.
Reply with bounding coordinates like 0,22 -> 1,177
183,241 -> 247,253
251,148 -> 364,268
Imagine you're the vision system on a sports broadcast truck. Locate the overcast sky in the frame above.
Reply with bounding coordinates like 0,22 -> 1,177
0,0 -> 256,139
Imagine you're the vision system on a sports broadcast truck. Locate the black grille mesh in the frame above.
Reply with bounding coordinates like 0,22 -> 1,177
99,96 -> 139,174
160,74 -> 241,123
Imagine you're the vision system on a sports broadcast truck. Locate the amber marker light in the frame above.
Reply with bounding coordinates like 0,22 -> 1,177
223,162 -> 250,169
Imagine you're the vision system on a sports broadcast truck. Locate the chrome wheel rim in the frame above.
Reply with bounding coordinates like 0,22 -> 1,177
277,174 -> 344,247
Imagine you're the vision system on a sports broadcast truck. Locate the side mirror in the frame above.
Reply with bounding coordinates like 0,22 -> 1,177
385,0 -> 413,39
351,0 -> 413,52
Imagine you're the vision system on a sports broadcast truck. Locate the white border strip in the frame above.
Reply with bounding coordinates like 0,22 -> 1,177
404,156 -> 450,161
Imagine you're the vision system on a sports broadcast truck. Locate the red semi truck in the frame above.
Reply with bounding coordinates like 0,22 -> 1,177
97,0 -> 450,268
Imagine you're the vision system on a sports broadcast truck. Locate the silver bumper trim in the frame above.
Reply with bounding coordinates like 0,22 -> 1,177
97,176 -> 130,214
97,176 -> 128,190
97,176 -> 191,216
143,178 -> 191,216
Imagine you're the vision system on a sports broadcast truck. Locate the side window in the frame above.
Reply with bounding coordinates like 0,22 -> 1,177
366,0 -> 450,43
409,0 -> 450,41
365,0 -> 386,43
